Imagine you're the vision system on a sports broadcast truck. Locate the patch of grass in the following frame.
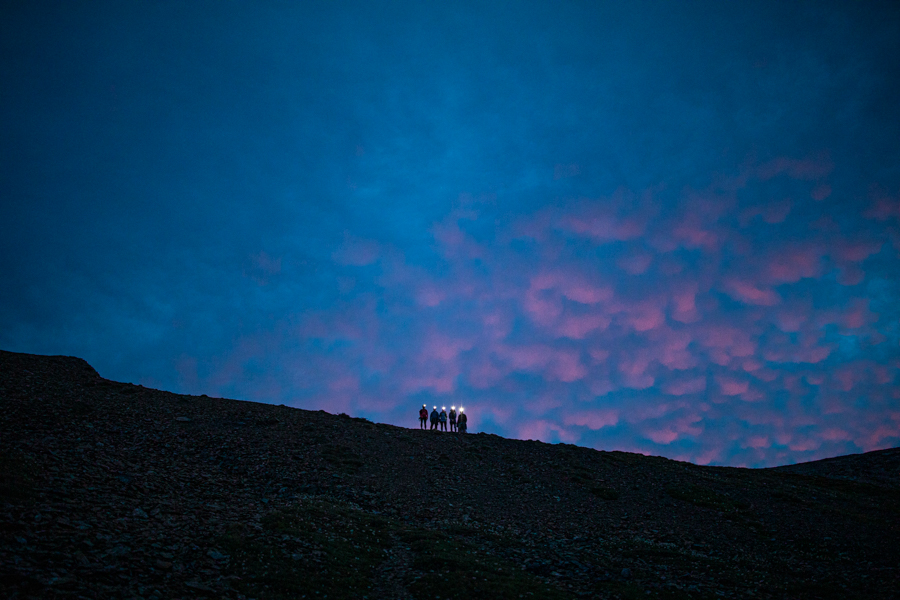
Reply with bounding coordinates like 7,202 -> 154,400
402,530 -> 571,600
770,489 -> 805,504
0,451 -> 38,502
220,499 -> 574,600
71,400 -> 95,415
783,473 -> 900,501
219,499 -> 394,600
666,484 -> 749,512
321,443 -> 364,474
589,485 -> 620,500
445,523 -> 479,537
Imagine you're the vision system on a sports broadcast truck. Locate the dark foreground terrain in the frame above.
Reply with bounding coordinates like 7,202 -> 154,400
1,350 -> 898,599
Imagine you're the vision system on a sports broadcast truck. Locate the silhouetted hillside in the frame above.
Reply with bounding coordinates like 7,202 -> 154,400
1,350 -> 898,599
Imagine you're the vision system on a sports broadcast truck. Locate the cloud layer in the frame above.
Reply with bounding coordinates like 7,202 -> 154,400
181,160 -> 900,467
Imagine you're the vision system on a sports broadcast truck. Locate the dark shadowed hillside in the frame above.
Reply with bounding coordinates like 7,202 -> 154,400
1,350 -> 898,599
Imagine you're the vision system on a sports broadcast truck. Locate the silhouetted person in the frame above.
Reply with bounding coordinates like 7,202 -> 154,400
430,406 -> 439,431
418,404 -> 428,429
439,407 -> 448,431
448,406 -> 457,432
458,409 -> 468,433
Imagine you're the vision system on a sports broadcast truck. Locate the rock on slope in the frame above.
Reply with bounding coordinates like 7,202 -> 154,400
1,349 -> 898,599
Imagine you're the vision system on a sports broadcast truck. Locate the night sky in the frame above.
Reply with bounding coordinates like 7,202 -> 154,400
2,2 -> 899,467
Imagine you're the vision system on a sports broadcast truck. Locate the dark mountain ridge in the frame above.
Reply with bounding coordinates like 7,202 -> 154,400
1,350 -> 898,599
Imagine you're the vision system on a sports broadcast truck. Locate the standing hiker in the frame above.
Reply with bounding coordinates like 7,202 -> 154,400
418,404 -> 428,429
439,407 -> 448,431
430,406 -> 439,431
448,406 -> 458,432
458,407 -> 468,434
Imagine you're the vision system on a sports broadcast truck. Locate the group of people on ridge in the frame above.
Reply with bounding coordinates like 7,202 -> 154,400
418,404 -> 467,433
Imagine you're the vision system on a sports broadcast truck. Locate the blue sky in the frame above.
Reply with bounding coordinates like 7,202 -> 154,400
2,1 -> 899,466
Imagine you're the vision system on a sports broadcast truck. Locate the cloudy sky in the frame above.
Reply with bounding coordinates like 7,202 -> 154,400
2,1 -> 899,467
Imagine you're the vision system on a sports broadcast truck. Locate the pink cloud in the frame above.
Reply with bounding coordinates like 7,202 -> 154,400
492,343 -> 587,382
739,200 -> 792,225
722,278 -> 781,306
646,428 -> 679,444
859,421 -> 900,450
420,332 -> 475,363
694,446 -> 725,466
670,284 -> 700,323
516,420 -> 578,444
481,310 -> 514,341
467,359 -> 505,389
834,239 -> 882,262
775,306 -> 808,332
822,428 -> 851,442
556,313 -> 611,339
750,367 -> 778,381
787,437 -> 822,452
653,327 -> 697,370
804,372 -> 825,386
589,348 -> 610,363
841,299 -> 876,329
760,200 -> 791,225
432,213 -> 486,260
744,435 -> 770,449
588,377 -> 616,397
811,183 -> 832,201
623,301 -> 666,332
547,349 -> 588,382
765,246 -> 822,283
618,352 -> 655,389
501,344 -> 552,371
741,358 -> 763,372
564,409 -> 619,430
836,264 -> 864,286
717,375 -> 749,396
616,251 -> 654,274
700,324 -> 757,358
663,376 -> 706,396
415,284 -> 446,307
563,282 -> 614,304
762,336 -> 833,364
740,388 -> 765,402
671,214 -> 720,250
523,286 -> 562,325
864,192 -> 900,221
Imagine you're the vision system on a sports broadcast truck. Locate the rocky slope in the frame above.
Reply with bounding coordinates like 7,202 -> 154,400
1,349 -> 898,599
